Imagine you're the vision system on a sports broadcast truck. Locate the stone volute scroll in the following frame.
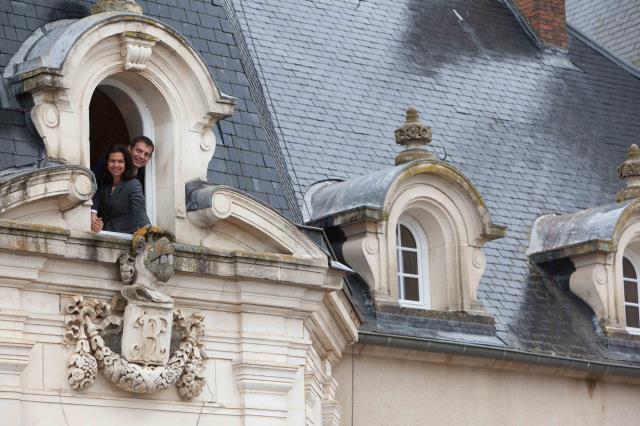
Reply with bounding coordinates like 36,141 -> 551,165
64,226 -> 207,399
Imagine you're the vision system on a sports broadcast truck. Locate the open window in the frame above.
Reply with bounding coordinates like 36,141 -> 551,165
3,12 -> 235,235
89,78 -> 158,224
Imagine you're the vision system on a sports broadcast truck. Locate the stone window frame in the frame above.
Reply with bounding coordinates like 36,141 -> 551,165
310,160 -> 506,316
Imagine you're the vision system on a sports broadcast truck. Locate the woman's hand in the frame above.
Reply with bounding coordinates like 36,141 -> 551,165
91,212 -> 104,232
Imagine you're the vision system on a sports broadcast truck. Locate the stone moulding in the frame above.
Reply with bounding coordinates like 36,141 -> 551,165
0,165 -> 96,231
65,296 -> 207,399
0,165 -> 95,214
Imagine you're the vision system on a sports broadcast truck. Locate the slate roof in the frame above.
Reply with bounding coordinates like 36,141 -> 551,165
1,0 -> 640,367
0,0 -> 299,220
567,0 -> 640,66
230,0 -> 640,364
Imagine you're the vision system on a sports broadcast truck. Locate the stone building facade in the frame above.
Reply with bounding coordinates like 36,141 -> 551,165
1,0 -> 640,425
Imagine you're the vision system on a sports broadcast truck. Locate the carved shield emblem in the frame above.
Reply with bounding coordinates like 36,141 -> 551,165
122,302 -> 173,366
64,226 -> 206,399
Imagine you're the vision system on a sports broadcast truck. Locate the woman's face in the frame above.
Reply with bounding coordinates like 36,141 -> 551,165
107,152 -> 125,180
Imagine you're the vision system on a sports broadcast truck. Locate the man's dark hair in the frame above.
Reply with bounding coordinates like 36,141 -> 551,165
130,135 -> 154,152
100,144 -> 136,184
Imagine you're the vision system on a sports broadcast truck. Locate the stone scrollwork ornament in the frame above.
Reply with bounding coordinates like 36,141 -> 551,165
64,226 -> 208,399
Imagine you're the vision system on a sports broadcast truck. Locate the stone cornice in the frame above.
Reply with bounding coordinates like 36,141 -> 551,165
0,219 -> 335,289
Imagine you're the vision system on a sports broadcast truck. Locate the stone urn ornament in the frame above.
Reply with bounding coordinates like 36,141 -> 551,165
65,226 -> 207,399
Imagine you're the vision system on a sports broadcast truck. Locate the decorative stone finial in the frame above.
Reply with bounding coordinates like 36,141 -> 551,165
616,144 -> 640,202
394,106 -> 435,165
91,0 -> 143,15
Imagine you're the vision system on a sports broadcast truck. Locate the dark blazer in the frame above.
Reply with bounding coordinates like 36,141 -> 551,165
92,178 -> 150,234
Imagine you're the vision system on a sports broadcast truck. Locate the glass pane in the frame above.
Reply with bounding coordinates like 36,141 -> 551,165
403,250 -> 418,275
624,257 -> 637,280
400,224 -> 416,248
626,305 -> 640,328
625,281 -> 639,304
404,277 -> 420,301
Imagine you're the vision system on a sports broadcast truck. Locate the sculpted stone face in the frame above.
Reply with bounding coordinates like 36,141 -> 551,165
144,235 -> 175,283
119,226 -> 175,304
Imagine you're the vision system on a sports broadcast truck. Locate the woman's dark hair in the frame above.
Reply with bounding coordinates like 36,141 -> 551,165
100,144 -> 136,184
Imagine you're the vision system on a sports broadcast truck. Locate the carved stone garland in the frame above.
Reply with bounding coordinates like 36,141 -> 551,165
64,226 -> 207,399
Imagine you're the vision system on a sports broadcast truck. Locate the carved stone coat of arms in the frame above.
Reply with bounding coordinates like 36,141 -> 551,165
64,226 -> 207,399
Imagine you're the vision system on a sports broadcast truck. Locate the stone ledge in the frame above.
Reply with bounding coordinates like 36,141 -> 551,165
0,219 -> 331,288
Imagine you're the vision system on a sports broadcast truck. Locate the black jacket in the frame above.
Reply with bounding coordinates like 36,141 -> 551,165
92,178 -> 150,234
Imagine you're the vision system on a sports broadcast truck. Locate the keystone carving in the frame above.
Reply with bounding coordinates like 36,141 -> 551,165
120,32 -> 158,72
64,226 -> 207,399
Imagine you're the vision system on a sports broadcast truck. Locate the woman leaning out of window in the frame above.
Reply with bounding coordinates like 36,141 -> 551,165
91,145 -> 150,234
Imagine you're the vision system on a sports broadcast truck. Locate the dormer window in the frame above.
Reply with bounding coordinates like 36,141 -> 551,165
623,256 -> 640,330
2,12 -> 235,234
396,219 -> 430,308
528,144 -> 640,337
308,107 -> 505,316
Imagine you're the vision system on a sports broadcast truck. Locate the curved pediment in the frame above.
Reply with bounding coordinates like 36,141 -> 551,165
5,12 -> 231,112
186,183 -> 326,262
308,159 -> 505,240
4,11 -> 234,168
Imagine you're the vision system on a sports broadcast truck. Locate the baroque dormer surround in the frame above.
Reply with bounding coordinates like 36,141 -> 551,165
309,107 -> 506,315
3,12 -> 235,236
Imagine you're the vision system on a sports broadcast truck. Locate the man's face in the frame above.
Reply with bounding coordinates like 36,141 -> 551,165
129,141 -> 153,169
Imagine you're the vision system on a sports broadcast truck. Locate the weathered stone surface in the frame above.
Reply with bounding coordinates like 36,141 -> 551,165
91,0 -> 143,15
394,106 -> 434,165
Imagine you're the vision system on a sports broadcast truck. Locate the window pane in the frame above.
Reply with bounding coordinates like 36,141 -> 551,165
399,224 -> 416,248
404,277 -> 420,301
625,280 -> 639,304
624,257 -> 637,280
403,250 -> 418,275
626,305 -> 640,328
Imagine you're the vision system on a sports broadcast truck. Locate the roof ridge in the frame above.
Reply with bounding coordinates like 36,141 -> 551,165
567,23 -> 640,81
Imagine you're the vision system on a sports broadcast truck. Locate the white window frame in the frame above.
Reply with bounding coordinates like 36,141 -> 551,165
623,253 -> 640,334
396,217 -> 431,309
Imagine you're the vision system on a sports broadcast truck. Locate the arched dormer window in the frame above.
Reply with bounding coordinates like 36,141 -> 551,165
528,192 -> 640,336
308,162 -> 505,315
396,218 -> 430,308
3,11 -> 235,237
307,107 -> 505,316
